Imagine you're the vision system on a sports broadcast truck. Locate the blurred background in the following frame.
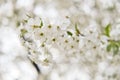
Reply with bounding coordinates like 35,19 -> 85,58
0,0 -> 120,80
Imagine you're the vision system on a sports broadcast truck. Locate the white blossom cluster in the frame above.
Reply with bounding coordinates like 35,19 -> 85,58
19,1 -> 120,79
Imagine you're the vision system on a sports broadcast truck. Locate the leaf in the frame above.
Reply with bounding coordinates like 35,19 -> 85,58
67,31 -> 73,36
107,44 -> 112,52
107,41 -> 120,55
113,43 -> 119,55
39,18 -> 43,28
104,24 -> 111,37
116,41 -> 120,47
75,24 -> 80,36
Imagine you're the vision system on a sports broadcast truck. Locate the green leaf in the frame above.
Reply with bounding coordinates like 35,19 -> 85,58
112,43 -> 119,55
39,18 -> 43,28
75,24 -> 80,36
106,41 -> 120,55
107,44 -> 112,52
67,31 -> 73,36
116,41 -> 120,47
104,24 -> 111,37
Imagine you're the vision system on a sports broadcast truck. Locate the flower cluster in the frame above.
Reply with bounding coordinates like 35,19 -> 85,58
19,15 -> 120,65
18,13 -> 120,78
19,16 -> 82,64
